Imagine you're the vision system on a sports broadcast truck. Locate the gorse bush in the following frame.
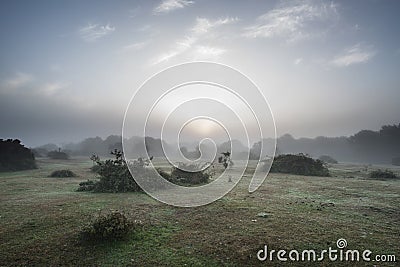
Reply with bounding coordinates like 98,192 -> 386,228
78,150 -> 148,193
164,163 -> 211,185
369,169 -> 397,179
50,169 -> 77,177
80,210 -> 133,241
0,139 -> 36,172
268,153 -> 330,176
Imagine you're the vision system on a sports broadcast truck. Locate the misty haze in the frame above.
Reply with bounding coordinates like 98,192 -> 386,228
0,0 -> 399,266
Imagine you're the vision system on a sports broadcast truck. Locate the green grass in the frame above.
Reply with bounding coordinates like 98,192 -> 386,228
0,159 -> 399,266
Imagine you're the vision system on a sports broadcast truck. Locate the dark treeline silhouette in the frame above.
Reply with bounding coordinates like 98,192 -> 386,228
0,139 -> 36,171
253,123 -> 400,164
33,123 -> 400,164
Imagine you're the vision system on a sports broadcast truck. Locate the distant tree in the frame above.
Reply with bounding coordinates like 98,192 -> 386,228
250,141 -> 261,160
349,123 -> 400,163
219,151 -> 233,169
0,139 -> 37,172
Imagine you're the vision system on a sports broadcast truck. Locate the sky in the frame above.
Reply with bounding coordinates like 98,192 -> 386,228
0,0 -> 399,147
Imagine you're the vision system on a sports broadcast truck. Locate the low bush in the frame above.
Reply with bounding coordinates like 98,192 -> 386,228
50,169 -> 77,177
166,163 -> 211,185
318,155 -> 338,164
268,153 -> 330,176
80,210 -> 133,241
369,169 -> 397,179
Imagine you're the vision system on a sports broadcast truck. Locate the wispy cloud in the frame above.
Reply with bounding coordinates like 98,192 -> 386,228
195,46 -> 226,58
243,0 -> 338,42
294,58 -> 303,65
40,82 -> 68,96
331,43 -> 376,67
152,17 -> 238,65
3,72 -> 34,89
79,23 -> 115,42
154,0 -> 194,14
1,72 -> 69,99
122,40 -> 150,52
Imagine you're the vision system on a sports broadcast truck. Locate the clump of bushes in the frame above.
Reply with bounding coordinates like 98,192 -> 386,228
49,169 -> 77,177
78,150 -> 148,193
0,139 -> 37,172
268,153 -> 330,176
369,169 -> 397,179
162,163 -> 211,185
47,150 -> 69,160
80,210 -> 133,241
318,155 -> 338,164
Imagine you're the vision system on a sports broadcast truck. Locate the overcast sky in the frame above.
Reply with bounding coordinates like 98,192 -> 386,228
0,0 -> 399,147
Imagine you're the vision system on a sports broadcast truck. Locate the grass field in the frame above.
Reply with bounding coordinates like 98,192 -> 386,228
0,158 -> 399,266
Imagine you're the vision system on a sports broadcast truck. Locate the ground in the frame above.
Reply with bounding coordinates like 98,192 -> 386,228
0,158 -> 399,266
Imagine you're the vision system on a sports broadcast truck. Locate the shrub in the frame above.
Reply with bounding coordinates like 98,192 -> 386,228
318,155 -> 338,164
78,150 -> 147,193
369,169 -> 397,179
166,163 -> 211,185
47,150 -> 69,160
392,157 -> 400,166
50,169 -> 77,177
80,210 -> 132,241
0,139 -> 37,172
77,180 -> 96,191
268,153 -> 330,176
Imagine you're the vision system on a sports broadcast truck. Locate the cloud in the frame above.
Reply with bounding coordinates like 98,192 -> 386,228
79,23 -> 115,42
154,0 -> 194,14
151,17 -> 238,65
294,58 -> 303,65
121,40 -> 150,52
40,82 -> 68,96
3,72 -> 34,90
243,0 -> 338,42
1,72 -> 70,99
331,44 -> 376,67
194,46 -> 226,58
